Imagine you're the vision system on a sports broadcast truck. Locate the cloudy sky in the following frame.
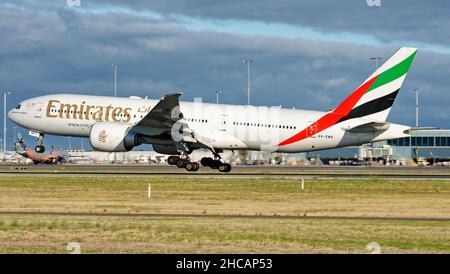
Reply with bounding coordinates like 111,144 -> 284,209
1,0 -> 449,149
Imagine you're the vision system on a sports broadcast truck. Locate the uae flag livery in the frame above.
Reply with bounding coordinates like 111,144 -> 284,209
278,47 -> 417,147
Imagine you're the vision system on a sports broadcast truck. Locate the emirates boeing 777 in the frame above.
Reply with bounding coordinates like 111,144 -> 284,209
8,47 -> 417,172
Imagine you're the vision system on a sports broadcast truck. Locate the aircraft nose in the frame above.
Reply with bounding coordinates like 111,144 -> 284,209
8,109 -> 16,123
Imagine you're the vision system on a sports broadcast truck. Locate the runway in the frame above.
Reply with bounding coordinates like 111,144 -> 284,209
2,163 -> 450,172
2,164 -> 450,179
1,164 -> 450,179
1,210 -> 449,222
2,172 -> 450,180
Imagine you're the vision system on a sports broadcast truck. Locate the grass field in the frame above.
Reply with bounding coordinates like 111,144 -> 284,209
0,176 -> 449,253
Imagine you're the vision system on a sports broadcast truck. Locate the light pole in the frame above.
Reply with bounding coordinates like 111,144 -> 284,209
369,57 -> 383,70
242,58 -> 253,105
13,127 -> 17,142
215,90 -> 222,104
112,64 -> 119,164
112,64 -> 119,97
413,88 -> 422,128
3,92 -> 10,154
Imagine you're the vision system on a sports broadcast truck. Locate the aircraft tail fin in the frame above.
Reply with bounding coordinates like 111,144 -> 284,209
278,47 -> 417,147
335,47 -> 417,123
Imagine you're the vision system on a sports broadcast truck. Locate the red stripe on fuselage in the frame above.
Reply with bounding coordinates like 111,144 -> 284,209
278,76 -> 378,147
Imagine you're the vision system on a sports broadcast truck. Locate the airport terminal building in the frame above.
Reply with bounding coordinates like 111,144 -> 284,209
385,129 -> 450,161
309,128 -> 450,164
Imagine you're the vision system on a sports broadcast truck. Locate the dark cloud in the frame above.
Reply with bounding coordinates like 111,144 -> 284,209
94,0 -> 450,46
0,1 -> 449,148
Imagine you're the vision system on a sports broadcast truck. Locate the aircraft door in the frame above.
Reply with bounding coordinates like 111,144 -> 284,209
218,114 -> 228,131
34,103 -> 44,118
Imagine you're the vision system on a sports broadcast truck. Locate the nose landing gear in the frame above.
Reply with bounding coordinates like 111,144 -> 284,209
34,133 -> 46,153
35,145 -> 45,153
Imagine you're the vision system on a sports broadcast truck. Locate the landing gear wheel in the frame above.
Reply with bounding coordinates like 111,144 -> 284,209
209,160 -> 222,169
200,157 -> 213,167
218,163 -> 232,173
167,155 -> 180,165
176,158 -> 188,168
35,145 -> 45,153
186,162 -> 200,172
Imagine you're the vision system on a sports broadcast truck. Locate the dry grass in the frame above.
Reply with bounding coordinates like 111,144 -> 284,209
0,176 -> 449,253
0,215 -> 448,253
0,177 -> 449,218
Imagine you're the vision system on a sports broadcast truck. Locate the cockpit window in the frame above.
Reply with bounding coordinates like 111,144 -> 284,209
15,104 -> 21,109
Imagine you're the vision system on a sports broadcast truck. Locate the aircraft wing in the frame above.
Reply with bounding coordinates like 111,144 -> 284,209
341,121 -> 391,134
132,93 -> 183,136
131,93 -> 215,149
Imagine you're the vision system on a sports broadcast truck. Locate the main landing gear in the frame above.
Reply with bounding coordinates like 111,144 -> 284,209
168,141 -> 231,172
167,155 -> 232,172
200,157 -> 231,172
167,155 -> 200,172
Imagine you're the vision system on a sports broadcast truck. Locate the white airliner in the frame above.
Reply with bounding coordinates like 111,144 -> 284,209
8,47 -> 417,172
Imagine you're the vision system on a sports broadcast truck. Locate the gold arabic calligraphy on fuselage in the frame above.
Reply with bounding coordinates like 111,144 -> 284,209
46,100 -> 150,123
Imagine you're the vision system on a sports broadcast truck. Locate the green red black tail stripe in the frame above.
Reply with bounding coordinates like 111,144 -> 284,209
277,48 -> 417,147
277,76 -> 378,147
336,89 -> 399,124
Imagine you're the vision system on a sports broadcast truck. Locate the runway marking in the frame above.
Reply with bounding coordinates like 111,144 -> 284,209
0,211 -> 448,222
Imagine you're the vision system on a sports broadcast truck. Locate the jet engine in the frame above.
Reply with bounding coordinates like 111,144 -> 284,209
152,144 -> 179,155
89,122 -> 141,152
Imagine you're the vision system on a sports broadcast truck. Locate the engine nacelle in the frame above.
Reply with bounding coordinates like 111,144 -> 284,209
152,144 -> 179,155
90,122 -> 141,152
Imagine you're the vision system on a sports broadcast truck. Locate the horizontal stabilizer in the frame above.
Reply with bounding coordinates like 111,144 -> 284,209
342,121 -> 390,133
